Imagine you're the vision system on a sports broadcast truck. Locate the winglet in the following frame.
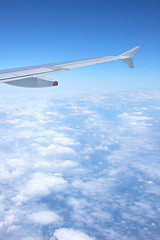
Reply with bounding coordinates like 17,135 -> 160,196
119,46 -> 141,68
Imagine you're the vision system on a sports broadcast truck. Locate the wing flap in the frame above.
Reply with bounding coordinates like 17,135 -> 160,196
5,76 -> 55,88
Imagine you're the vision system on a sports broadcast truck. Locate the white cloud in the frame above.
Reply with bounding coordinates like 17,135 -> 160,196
118,112 -> 153,128
72,178 -> 114,196
13,173 -> 68,202
35,144 -> 76,156
33,159 -> 78,170
28,211 -> 62,225
53,135 -> 77,146
67,198 -> 88,210
53,228 -> 96,240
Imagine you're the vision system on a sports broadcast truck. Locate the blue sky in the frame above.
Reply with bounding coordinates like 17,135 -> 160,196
0,0 -> 159,94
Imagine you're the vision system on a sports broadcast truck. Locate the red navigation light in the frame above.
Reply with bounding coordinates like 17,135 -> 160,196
53,81 -> 58,86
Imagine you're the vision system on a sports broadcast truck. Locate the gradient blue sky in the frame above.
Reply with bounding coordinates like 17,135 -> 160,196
0,0 -> 159,94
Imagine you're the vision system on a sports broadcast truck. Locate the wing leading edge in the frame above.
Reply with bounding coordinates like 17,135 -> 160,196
0,46 -> 141,88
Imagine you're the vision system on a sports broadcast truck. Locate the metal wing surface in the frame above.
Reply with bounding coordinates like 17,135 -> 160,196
0,46 -> 141,88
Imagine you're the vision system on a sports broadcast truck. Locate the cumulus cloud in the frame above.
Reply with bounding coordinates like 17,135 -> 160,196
36,144 -> 76,156
118,112 -> 153,128
28,211 -> 62,225
53,228 -> 95,240
13,172 -> 68,202
72,178 -> 113,196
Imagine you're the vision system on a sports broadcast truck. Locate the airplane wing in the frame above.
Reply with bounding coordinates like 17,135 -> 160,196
0,46 -> 141,88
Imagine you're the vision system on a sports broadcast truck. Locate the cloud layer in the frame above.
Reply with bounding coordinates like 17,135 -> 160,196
0,91 -> 160,239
